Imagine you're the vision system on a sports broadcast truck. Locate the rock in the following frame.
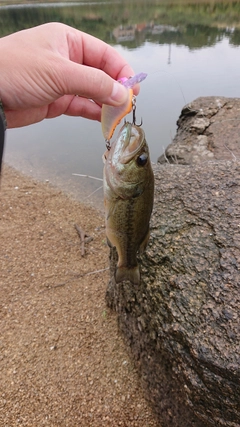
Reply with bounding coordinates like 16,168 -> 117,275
158,97 -> 240,164
106,97 -> 240,427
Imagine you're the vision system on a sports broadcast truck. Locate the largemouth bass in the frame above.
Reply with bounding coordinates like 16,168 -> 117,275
103,122 -> 154,285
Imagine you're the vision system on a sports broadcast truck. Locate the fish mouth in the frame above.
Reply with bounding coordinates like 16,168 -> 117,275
119,122 -> 145,164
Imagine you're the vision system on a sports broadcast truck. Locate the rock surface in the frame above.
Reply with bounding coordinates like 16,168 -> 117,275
106,97 -> 240,427
158,96 -> 240,164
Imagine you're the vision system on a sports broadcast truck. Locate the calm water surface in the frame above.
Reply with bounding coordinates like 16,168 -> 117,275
2,1 -> 240,208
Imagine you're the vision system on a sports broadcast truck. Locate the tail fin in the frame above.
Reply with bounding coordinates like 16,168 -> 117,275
115,265 -> 140,285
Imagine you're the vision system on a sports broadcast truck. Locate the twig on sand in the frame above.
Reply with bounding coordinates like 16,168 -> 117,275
42,267 -> 109,292
84,267 -> 109,276
224,144 -> 237,162
83,185 -> 103,200
72,173 -> 103,182
162,145 -> 170,164
74,224 -> 93,256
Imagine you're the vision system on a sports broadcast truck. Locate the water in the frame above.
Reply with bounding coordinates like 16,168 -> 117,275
2,1 -> 240,208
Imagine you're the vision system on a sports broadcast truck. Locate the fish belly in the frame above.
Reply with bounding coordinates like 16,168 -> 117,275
105,188 -> 152,285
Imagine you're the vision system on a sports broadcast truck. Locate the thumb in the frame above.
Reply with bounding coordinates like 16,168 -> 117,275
59,61 -> 130,106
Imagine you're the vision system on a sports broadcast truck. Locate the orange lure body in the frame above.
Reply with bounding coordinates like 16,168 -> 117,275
101,89 -> 133,141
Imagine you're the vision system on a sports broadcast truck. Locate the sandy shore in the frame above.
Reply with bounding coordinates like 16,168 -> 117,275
0,164 -> 159,427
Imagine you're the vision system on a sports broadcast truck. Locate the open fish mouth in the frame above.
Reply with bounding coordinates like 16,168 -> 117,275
110,122 -> 145,168
120,123 -> 145,164
104,121 -> 151,202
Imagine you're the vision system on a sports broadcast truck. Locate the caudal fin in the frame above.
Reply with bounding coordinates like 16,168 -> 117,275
115,265 -> 140,285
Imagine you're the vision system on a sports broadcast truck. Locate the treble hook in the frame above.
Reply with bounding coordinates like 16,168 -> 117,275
132,95 -> 143,126
105,139 -> 111,151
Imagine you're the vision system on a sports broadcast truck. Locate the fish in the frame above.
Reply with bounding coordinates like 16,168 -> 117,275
103,121 -> 154,285
101,73 -> 147,142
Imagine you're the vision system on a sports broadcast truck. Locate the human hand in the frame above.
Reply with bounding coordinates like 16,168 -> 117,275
0,23 -> 138,128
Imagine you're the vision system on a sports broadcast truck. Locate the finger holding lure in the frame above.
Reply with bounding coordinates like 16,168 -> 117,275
101,73 -> 147,145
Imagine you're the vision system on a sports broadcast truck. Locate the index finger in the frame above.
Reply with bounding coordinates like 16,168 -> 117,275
67,27 -> 136,83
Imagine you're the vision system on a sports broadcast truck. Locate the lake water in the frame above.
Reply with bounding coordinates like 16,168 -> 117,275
2,1 -> 240,209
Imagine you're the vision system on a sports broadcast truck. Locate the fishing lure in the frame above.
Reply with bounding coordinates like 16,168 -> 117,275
119,72 -> 147,88
101,72 -> 147,145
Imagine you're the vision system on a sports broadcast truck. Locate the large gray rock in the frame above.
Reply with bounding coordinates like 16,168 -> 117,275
106,97 -> 240,427
158,96 -> 240,164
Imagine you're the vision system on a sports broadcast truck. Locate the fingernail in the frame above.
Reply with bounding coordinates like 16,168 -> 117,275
110,81 -> 129,105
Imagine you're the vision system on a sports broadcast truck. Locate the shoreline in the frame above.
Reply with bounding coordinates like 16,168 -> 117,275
0,164 -> 159,427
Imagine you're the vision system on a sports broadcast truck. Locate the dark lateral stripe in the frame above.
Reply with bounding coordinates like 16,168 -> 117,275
126,198 -> 137,267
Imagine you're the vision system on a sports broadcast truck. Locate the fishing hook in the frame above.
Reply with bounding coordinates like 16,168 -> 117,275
105,139 -> 111,151
132,95 -> 142,127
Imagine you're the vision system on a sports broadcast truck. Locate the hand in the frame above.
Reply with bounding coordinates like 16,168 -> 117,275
0,23 -> 138,128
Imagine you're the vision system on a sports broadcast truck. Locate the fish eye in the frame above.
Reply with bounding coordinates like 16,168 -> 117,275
137,153 -> 148,166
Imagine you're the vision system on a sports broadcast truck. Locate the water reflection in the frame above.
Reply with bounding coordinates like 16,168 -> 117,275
2,0 -> 240,209
0,2 -> 110,9
1,0 -> 240,47
112,23 -> 178,44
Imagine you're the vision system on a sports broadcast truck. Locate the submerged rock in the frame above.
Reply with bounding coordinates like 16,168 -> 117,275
106,97 -> 240,427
